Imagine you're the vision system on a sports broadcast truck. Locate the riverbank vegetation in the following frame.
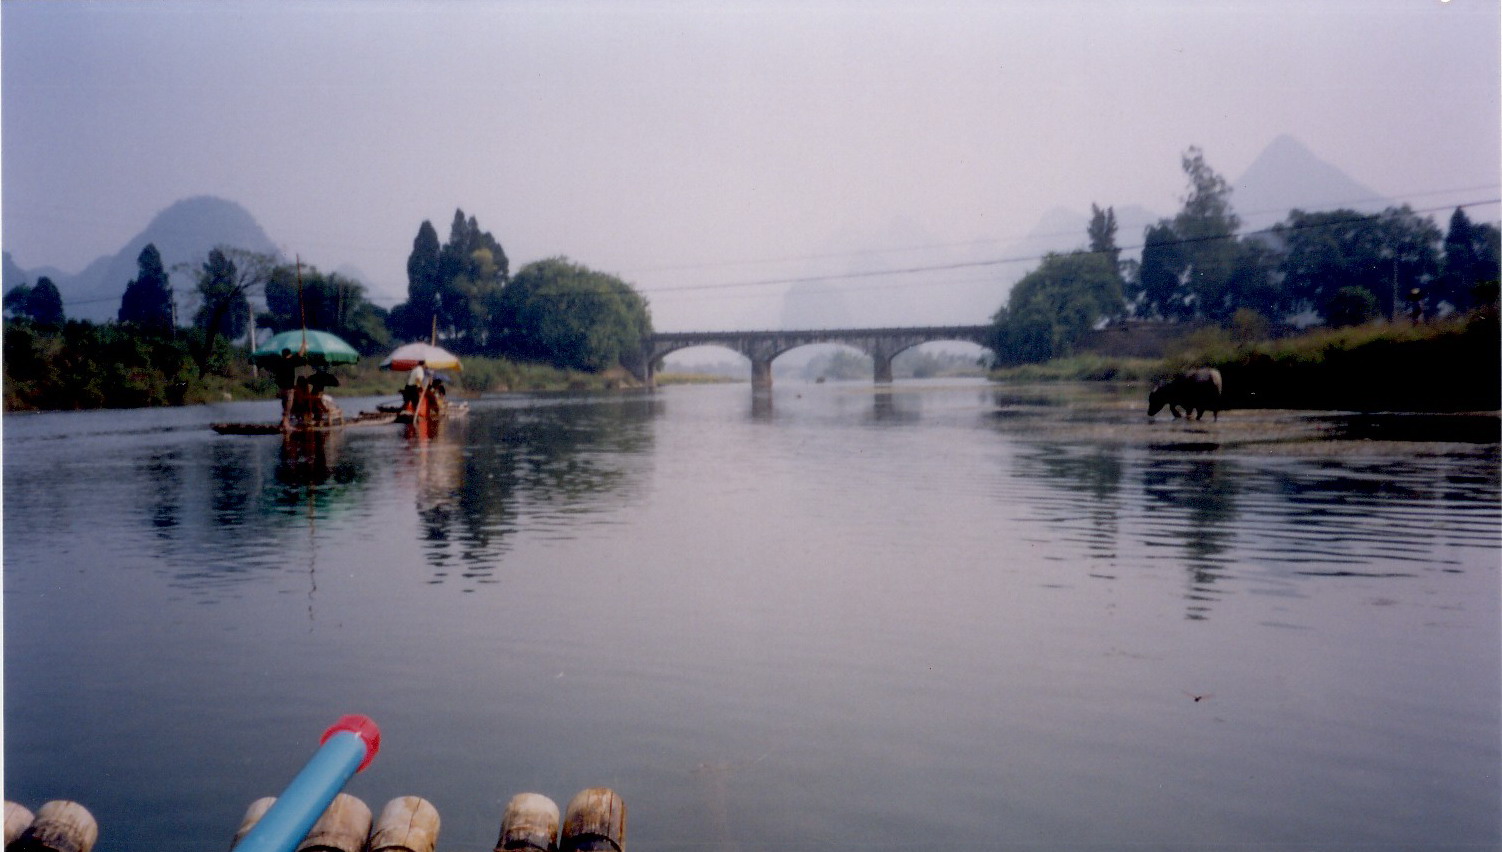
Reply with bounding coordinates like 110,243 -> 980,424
983,146 -> 1498,413
992,310 -> 1500,413
987,148 -> 1498,373
5,149 -> 1497,414
1,317 -> 641,411
4,208 -> 654,411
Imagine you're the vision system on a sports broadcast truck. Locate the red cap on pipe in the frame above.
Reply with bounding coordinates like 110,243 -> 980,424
321,714 -> 381,773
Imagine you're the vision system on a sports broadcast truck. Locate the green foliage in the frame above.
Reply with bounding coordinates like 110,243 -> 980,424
1115,148 -> 1470,333
990,250 -> 1124,366
1436,207 -> 1501,312
1165,311 -> 1500,412
391,220 -> 442,342
493,257 -> 653,371
3,319 -> 200,410
1087,204 -> 1122,271
1132,222 -> 1186,320
988,354 -> 1160,383
1275,206 -> 1441,322
390,210 -> 508,352
192,248 -> 253,347
4,276 -> 65,326
2,284 -> 28,318
118,243 -> 175,332
1229,307 -> 1271,344
1326,286 -> 1379,327
261,263 -> 390,355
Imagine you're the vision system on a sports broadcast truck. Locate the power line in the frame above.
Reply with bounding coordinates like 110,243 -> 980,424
633,198 -> 1500,296
624,182 -> 1502,275
30,190 -> 1500,309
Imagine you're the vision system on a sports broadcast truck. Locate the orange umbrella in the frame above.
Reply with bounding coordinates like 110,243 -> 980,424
379,342 -> 462,372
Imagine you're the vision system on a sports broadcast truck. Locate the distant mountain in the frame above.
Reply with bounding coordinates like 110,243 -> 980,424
1006,137 -> 1385,266
762,137 -> 1386,327
1231,134 -> 1386,232
9,196 -> 281,323
1006,203 -> 1161,263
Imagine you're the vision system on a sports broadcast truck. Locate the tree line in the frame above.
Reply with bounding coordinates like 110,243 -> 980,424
4,208 -> 654,407
989,147 -> 1501,365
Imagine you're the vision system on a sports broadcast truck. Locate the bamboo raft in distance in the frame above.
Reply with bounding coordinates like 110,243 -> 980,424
4,787 -> 624,852
211,410 -> 400,436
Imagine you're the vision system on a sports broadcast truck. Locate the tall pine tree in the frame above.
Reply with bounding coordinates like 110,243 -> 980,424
118,244 -> 175,333
25,276 -> 65,326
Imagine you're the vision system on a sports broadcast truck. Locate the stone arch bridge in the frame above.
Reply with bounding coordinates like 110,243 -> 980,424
631,325 -> 993,388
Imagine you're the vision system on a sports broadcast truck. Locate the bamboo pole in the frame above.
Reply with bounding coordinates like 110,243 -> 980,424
294,793 -> 370,852
231,797 -> 278,849
560,788 -> 625,852
368,797 -> 441,852
7,800 -> 98,852
496,793 -> 559,852
5,801 -> 35,846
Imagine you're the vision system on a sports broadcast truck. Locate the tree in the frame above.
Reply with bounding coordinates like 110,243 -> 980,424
1437,207 -> 1502,311
1276,207 -> 1440,324
492,257 -> 652,371
436,209 -> 508,351
989,250 -> 1124,365
1171,147 -> 1246,322
24,277 -> 65,327
185,247 -> 277,372
2,284 -> 30,319
262,263 -> 390,355
1131,223 -> 1184,319
389,210 -> 509,352
118,244 -> 175,333
1088,204 -> 1121,271
3,278 -> 65,326
1088,204 -> 1127,310
1326,285 -> 1379,327
192,249 -> 250,344
390,220 -> 442,342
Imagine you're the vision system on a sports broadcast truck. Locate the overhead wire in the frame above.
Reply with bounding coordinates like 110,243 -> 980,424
633,197 -> 1501,296
24,187 -> 1500,310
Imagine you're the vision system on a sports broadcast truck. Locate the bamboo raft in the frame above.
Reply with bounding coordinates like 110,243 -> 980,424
4,788 -> 624,852
211,410 -> 400,436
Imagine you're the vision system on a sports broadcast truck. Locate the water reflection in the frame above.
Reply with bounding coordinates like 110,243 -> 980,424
1140,455 -> 1239,620
750,389 -> 773,420
5,383 -> 1499,852
398,396 -> 659,587
1012,445 -> 1125,566
868,388 -> 920,424
264,430 -> 371,517
1005,411 -> 1498,621
140,452 -> 182,537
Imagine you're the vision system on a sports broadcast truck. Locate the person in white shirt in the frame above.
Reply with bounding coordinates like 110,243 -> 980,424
403,360 -> 427,411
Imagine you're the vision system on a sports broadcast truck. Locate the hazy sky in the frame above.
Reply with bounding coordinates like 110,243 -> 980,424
3,0 -> 1498,330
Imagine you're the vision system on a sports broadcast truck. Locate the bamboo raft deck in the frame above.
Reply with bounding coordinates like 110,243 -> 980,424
211,410 -> 400,436
5,787 -> 624,852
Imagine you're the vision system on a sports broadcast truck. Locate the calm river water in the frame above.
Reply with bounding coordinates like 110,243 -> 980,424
4,380 -> 1499,851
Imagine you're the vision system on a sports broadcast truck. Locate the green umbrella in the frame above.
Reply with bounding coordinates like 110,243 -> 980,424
253,329 -> 360,367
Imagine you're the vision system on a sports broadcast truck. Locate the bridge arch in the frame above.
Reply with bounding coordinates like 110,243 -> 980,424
639,326 -> 994,388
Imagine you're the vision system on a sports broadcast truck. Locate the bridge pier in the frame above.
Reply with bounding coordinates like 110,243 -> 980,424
872,349 -> 894,384
750,358 -> 773,388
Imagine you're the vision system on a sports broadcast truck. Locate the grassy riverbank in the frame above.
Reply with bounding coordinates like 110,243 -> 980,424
1,318 -> 644,412
990,310 -> 1501,413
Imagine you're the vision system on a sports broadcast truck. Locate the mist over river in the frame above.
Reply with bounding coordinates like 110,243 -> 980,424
5,380 -> 1499,851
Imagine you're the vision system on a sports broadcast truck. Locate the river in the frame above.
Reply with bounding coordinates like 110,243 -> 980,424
4,380 -> 1499,851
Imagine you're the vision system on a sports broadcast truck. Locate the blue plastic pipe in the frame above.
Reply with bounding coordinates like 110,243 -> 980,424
233,715 -> 381,852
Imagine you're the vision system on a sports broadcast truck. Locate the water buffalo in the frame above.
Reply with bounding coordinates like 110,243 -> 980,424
1148,367 -> 1223,421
